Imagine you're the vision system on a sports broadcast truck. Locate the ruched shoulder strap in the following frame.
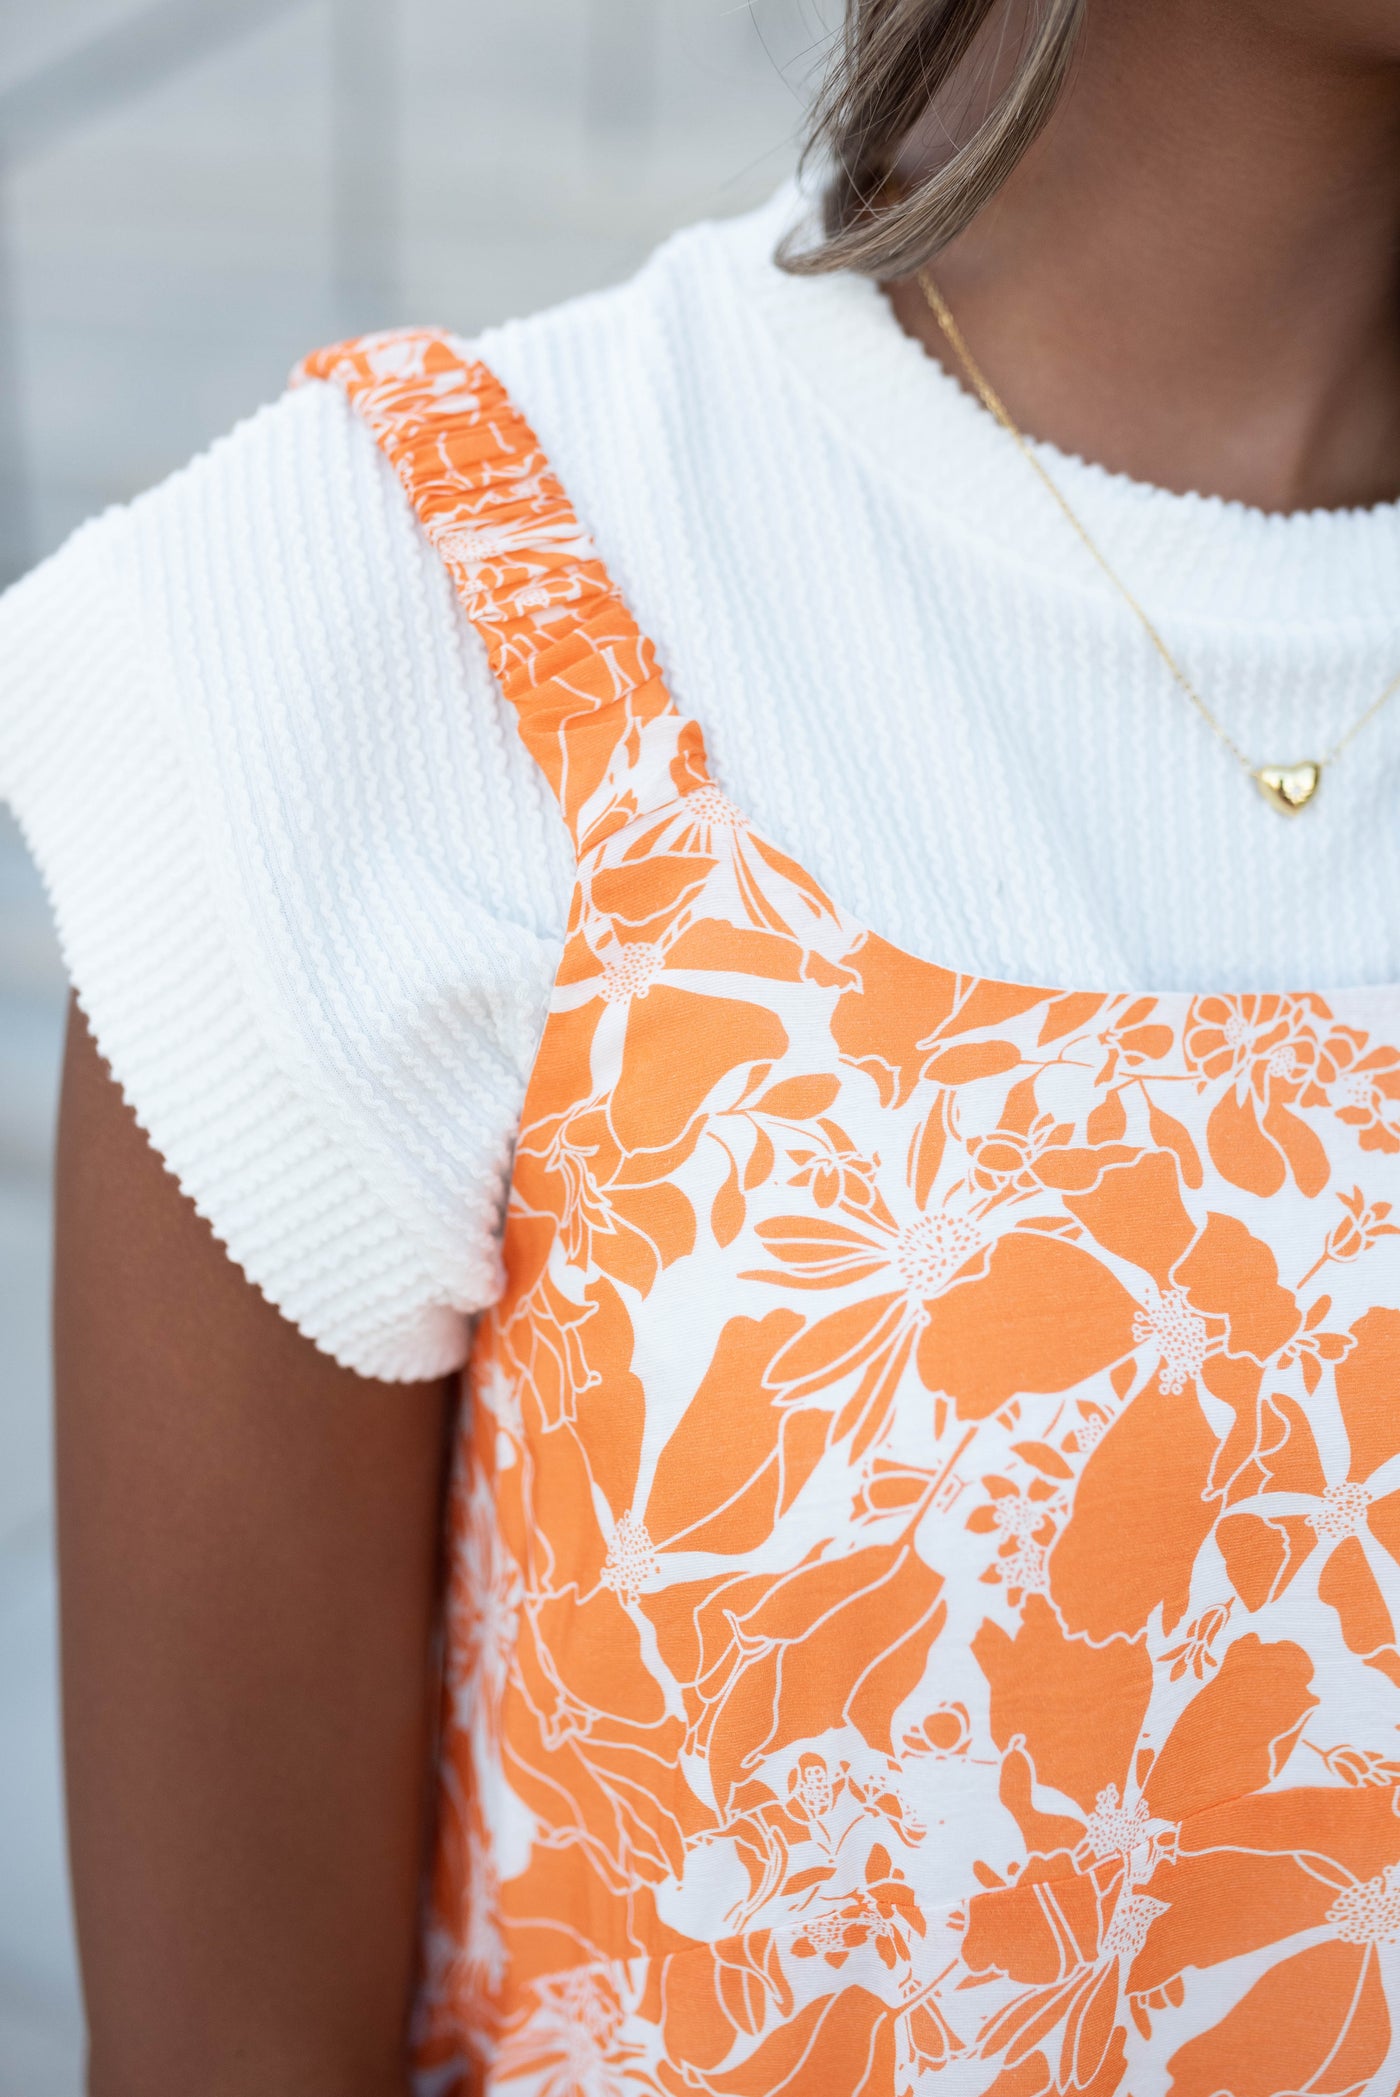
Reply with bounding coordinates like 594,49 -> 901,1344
294,330 -> 710,853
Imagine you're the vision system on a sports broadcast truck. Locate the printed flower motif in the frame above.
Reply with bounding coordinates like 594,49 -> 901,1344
1131,1282 -> 1208,1395
600,1508 -> 662,1605
785,1751 -> 839,1828
966,1600 -> 1317,2087
1184,992 -> 1332,1094
1185,992 -> 1335,1197
1317,1026 -> 1400,1153
599,779 -> 842,953
1093,996 -> 1175,1085
1301,1184 -> 1400,1285
642,1530 -> 947,1813
960,1103 -> 1139,1206
1215,1308 -> 1400,1687
1047,1150 -> 1302,1639
493,1965 -> 650,2097
642,1310 -> 822,1559
784,1117 -> 882,1214
967,1474 -> 1063,1602
1308,1740 -> 1400,1788
914,1098 -> 1284,1434
714,1751 -> 928,1939
1130,1787 -> 1400,2097
791,1843 -> 926,1971
655,1927 -> 795,2084
1276,1288 -> 1356,1393
916,1227 -> 1144,1425
964,1124 -> 1044,1196
775,1749 -> 925,1850
902,1701 -> 973,1759
703,1075 -> 859,1247
744,1185 -> 996,1454
518,981 -> 789,1295
1160,1602 -> 1232,1683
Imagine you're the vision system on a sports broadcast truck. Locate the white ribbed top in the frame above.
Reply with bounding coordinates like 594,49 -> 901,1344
4,186 -> 1400,1381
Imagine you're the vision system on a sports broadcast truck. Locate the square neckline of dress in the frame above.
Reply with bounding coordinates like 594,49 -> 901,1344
295,327 -> 1400,1027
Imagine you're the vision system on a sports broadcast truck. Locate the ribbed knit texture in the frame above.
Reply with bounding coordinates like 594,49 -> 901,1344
4,184 -> 1400,1379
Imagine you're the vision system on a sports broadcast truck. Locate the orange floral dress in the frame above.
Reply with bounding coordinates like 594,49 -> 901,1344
298,333 -> 1400,2097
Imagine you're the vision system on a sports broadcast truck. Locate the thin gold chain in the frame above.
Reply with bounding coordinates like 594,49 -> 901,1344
917,270 -> 1400,784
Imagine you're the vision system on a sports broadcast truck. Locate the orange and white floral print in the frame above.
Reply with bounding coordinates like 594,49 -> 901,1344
299,334 -> 1400,2097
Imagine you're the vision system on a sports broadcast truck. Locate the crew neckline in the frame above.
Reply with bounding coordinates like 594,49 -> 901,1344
720,185 -> 1400,630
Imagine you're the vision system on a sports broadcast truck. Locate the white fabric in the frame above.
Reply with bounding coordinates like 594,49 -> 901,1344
4,186 -> 1400,1381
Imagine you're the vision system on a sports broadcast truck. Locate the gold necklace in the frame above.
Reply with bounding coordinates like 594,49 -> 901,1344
917,270 -> 1400,813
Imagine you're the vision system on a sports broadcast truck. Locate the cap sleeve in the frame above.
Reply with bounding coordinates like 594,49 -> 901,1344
0,379 -> 573,1381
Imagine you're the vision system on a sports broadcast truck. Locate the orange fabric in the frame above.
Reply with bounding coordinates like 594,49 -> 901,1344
301,332 -> 1400,2097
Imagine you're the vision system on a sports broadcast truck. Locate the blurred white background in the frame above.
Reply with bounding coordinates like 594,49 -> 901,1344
0,3 -> 824,2084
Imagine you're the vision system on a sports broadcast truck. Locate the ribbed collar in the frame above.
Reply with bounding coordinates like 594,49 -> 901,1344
720,184 -> 1400,631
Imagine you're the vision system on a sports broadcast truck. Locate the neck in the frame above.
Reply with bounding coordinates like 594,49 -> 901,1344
887,0 -> 1400,512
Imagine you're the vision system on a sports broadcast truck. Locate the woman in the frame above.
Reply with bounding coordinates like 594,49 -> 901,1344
5,0 -> 1400,2088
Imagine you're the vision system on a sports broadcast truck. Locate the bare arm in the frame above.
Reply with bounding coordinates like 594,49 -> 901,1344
54,1001 -> 451,2097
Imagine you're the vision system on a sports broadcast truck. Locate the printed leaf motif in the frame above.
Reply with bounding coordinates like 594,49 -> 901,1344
922,1041 -> 1022,1087
744,1126 -> 776,1191
909,1099 -> 948,1209
1038,991 -> 1106,1045
712,1150 -> 746,1248
1262,1096 -> 1330,1197
755,1074 -> 842,1119
1208,1087 -> 1286,1197
782,1864 -> 836,1896
1011,1439 -> 1074,1481
1148,1101 -> 1204,1189
1086,1090 -> 1127,1145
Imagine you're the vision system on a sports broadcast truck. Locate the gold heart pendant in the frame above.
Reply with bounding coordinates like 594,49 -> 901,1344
1254,761 -> 1321,814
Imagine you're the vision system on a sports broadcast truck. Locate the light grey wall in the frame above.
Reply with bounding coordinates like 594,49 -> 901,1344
0,5 -> 825,2084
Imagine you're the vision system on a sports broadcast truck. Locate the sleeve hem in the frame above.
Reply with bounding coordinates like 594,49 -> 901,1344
1,505 -> 481,1385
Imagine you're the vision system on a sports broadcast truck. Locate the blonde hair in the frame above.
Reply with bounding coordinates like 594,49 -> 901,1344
782,0 -> 1086,278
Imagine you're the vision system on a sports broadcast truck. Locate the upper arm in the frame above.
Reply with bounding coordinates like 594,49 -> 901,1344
54,1001 -> 451,2097
1,384 -> 567,1392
